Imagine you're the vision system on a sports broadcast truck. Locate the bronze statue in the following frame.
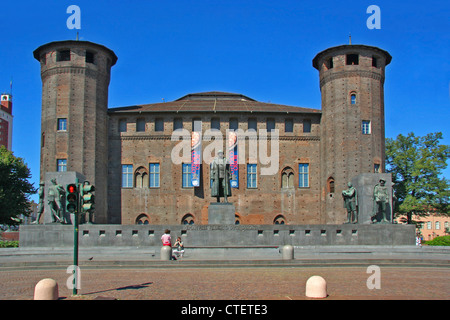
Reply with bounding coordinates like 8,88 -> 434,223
373,179 -> 389,223
210,150 -> 232,203
342,182 -> 358,223
47,178 -> 65,223
33,181 -> 45,224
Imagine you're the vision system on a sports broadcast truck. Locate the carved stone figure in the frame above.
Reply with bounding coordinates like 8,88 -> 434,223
210,150 -> 232,203
342,182 -> 358,224
47,178 -> 65,223
372,179 -> 390,223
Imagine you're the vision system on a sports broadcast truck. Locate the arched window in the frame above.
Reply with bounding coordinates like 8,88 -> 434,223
273,215 -> 286,225
181,214 -> 195,225
134,166 -> 148,188
350,93 -> 357,105
281,167 -> 294,189
135,213 -> 150,225
327,177 -> 335,194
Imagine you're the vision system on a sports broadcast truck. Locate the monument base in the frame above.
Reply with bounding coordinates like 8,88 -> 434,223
19,224 -> 416,247
208,203 -> 236,225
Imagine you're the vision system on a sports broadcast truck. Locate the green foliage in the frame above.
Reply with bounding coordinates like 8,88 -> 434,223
423,235 -> 450,246
386,132 -> 450,218
0,240 -> 19,248
0,146 -> 37,225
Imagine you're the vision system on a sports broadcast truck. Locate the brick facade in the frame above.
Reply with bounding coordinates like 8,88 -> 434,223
34,41 -> 391,225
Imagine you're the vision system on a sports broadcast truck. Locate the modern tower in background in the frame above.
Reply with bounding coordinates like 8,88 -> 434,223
0,93 -> 13,150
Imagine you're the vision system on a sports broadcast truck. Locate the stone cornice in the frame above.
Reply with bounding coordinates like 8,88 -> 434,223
111,134 -> 320,141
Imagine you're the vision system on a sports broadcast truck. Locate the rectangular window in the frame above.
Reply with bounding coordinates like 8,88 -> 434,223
229,118 -> 238,130
327,57 -> 333,69
182,163 -> 193,188
192,118 -> 202,132
298,163 -> 309,188
362,120 -> 371,135
427,221 -> 432,230
346,54 -> 359,65
57,50 -> 71,62
266,118 -> 275,132
155,118 -> 164,132
122,164 -> 133,188
57,118 -> 67,131
372,56 -> 378,68
211,118 -> 220,131
85,51 -> 95,64
136,119 -> 145,132
248,118 -> 257,131
173,118 -> 183,131
119,119 -> 127,132
303,119 -> 311,133
247,164 -> 257,188
285,119 -> 293,133
57,159 -> 67,172
149,163 -> 160,188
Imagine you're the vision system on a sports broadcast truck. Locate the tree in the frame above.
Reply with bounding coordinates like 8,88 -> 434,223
385,132 -> 450,223
0,146 -> 37,225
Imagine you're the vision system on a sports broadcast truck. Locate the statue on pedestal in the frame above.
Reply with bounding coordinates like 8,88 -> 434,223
342,182 -> 358,224
47,178 -> 65,223
372,179 -> 390,223
210,150 -> 232,203
33,181 -> 45,224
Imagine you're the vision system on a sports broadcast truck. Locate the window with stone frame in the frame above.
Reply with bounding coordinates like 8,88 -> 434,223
281,167 -> 294,189
134,167 -> 148,188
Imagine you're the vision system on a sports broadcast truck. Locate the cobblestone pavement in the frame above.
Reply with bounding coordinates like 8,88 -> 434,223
0,266 -> 448,300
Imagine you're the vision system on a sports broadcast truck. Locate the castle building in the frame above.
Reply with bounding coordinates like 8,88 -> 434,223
33,40 -> 391,225
0,93 -> 13,150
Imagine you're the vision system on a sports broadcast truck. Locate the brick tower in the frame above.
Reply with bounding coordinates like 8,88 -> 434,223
34,40 -> 117,223
313,44 -> 391,223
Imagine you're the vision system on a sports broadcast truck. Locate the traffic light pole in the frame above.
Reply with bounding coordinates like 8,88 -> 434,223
73,207 -> 79,296
72,183 -> 81,296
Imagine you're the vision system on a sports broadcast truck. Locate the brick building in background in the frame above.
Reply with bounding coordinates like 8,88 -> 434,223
33,41 -> 391,225
0,93 -> 13,150
396,214 -> 450,240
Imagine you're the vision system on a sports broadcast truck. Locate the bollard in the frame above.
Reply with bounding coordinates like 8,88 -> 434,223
281,244 -> 294,260
34,278 -> 59,300
305,275 -> 327,298
160,245 -> 173,261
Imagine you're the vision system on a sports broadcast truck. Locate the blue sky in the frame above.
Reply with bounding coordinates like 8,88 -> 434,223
1,0 -> 449,200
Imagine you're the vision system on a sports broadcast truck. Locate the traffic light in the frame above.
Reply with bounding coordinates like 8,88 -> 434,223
81,181 -> 95,213
66,184 -> 78,213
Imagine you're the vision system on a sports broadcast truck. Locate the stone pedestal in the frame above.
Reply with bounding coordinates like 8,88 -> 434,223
351,173 -> 393,224
208,203 -> 236,225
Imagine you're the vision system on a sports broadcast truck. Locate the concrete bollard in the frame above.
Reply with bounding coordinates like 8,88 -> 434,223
160,245 -> 173,261
305,275 -> 327,298
281,245 -> 294,260
34,278 -> 59,300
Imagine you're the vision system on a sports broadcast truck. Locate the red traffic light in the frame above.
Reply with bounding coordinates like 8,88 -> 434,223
68,185 -> 76,193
